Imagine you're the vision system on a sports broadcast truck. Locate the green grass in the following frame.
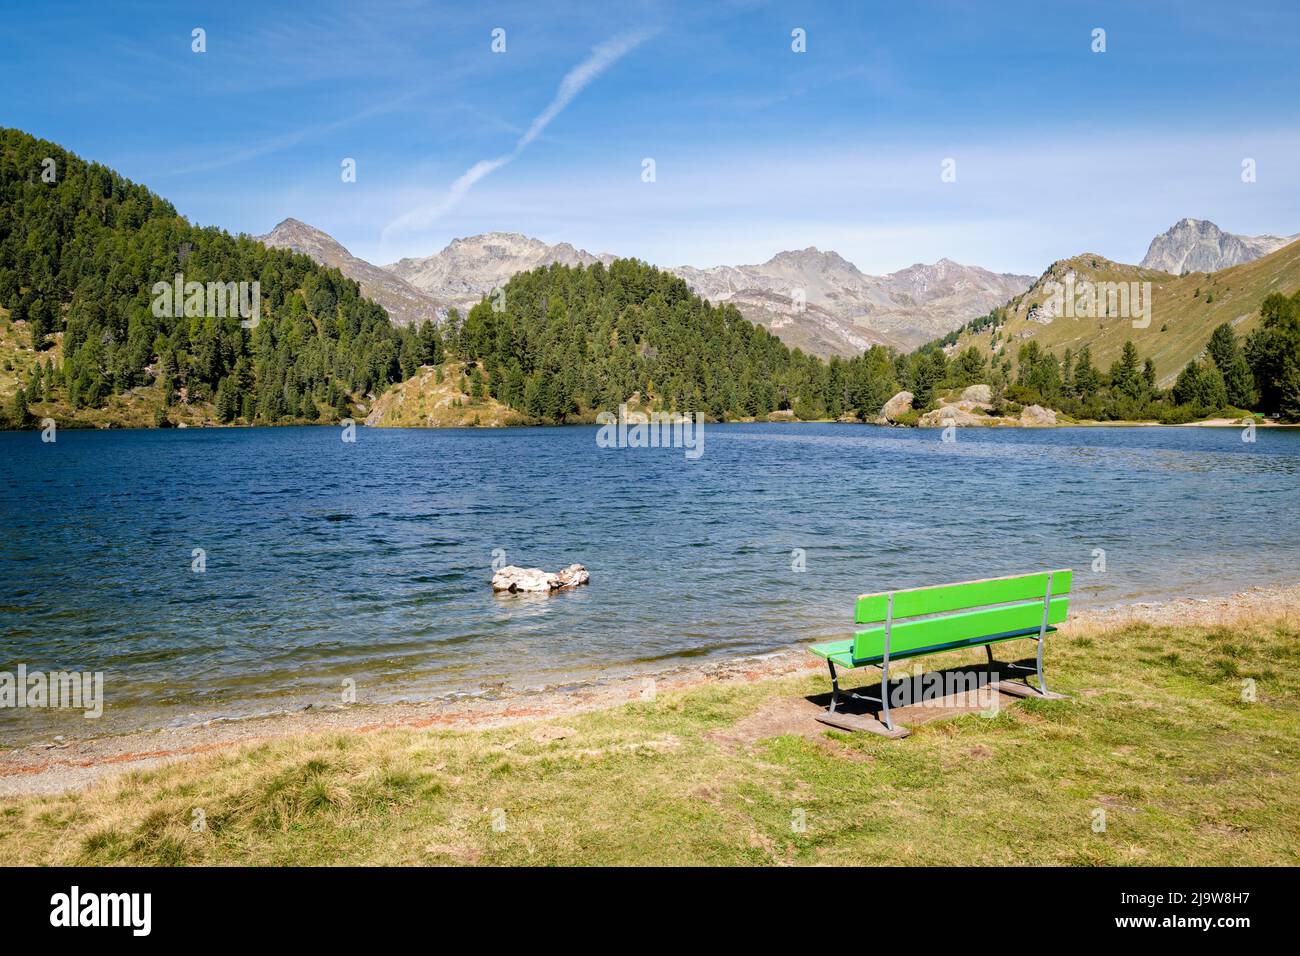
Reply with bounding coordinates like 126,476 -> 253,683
1,616 -> 1297,865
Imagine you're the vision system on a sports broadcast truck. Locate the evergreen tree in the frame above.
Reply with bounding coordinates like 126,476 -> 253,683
28,298 -> 53,350
1108,341 -> 1143,399
1141,358 -> 1157,396
1206,322 -> 1256,408
908,349 -> 947,408
1172,360 -> 1228,410
1279,362 -> 1300,423
1073,346 -> 1100,399
9,385 -> 27,425
214,376 -> 239,423
1246,292 -> 1300,416
953,345 -> 986,385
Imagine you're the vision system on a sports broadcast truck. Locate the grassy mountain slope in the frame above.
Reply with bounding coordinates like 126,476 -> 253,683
950,241 -> 1300,386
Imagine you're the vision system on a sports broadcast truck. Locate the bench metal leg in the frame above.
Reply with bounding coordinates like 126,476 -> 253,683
879,660 -> 894,731
1033,572 -> 1053,696
878,592 -> 895,731
826,660 -> 840,713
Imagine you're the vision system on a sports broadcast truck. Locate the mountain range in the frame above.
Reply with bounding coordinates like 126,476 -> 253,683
258,216 -> 1298,361
671,250 -> 1033,354
258,221 -> 1033,357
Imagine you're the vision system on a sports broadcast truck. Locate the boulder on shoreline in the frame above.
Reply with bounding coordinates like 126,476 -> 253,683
492,564 -> 590,593
919,404 -> 986,427
1019,404 -> 1057,426
880,391 -> 914,424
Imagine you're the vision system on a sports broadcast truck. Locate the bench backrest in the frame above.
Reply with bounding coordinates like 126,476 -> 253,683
851,569 -> 1072,663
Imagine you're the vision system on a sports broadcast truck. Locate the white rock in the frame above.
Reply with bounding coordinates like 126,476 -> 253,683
960,384 -> 992,404
554,564 -> 590,588
492,564 -> 590,593
880,391 -> 914,423
919,405 -> 985,427
1019,404 -> 1058,426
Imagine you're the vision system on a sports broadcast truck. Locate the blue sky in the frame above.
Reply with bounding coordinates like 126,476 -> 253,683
4,0 -> 1299,274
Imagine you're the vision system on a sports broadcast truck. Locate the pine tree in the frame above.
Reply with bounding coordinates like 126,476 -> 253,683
10,385 -> 28,426
28,298 -> 53,351
0,127 -> 409,428
1073,346 -> 1100,399
1142,358 -> 1157,395
1172,360 -> 1228,410
955,346 -> 986,385
1245,292 -> 1300,415
1278,362 -> 1300,423
1108,341 -> 1143,400
214,376 -> 238,423
1206,323 -> 1256,408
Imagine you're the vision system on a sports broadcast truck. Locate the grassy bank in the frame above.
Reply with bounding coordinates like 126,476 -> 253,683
2,613 -> 1297,866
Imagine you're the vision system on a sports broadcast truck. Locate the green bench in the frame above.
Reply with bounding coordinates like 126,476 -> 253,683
809,569 -> 1071,733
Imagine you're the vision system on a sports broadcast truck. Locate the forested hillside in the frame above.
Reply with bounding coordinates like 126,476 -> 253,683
440,258 -> 910,423
0,128 -> 433,427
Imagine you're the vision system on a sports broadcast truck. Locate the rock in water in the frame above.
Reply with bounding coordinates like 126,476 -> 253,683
491,566 -> 553,592
492,564 -> 590,593
553,564 -> 590,588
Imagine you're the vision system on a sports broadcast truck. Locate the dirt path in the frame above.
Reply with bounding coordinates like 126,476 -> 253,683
3,581 -> 1296,798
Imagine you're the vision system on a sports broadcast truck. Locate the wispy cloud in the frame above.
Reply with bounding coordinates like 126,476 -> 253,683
382,28 -> 655,241
161,93 -> 421,176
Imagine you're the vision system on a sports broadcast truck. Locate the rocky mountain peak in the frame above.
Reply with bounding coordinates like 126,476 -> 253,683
260,218 -> 348,257
385,232 -> 616,302
1140,218 -> 1297,274
256,218 -> 445,328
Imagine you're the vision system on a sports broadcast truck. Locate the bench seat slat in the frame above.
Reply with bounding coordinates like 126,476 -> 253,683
853,596 -> 1069,662
855,569 -> 1072,624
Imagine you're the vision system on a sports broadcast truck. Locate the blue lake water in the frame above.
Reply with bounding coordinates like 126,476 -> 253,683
1,423 -> 1298,742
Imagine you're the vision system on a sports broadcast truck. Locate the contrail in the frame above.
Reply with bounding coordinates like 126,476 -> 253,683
383,29 -> 655,240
